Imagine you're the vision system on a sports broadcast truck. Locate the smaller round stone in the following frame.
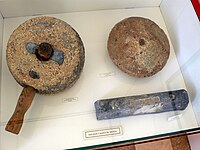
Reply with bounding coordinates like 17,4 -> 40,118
107,17 -> 170,77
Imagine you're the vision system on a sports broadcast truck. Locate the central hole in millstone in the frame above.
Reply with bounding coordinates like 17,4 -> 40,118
35,42 -> 54,61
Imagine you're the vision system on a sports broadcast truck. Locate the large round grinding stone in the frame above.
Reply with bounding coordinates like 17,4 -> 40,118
108,17 -> 170,77
7,16 -> 85,94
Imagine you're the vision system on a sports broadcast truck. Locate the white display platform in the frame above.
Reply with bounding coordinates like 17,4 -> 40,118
0,7 -> 198,149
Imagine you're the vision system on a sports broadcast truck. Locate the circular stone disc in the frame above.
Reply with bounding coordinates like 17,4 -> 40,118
107,17 -> 170,77
7,16 -> 85,94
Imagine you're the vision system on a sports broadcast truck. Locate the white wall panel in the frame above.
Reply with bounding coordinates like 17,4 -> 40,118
161,0 -> 200,66
0,11 -> 3,150
161,0 -> 200,124
160,0 -> 189,30
0,0 -> 162,18
0,12 -> 3,98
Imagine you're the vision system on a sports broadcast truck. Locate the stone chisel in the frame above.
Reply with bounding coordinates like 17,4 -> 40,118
94,89 -> 189,120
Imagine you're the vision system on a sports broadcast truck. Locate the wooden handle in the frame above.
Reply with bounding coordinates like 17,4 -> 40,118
5,86 -> 36,134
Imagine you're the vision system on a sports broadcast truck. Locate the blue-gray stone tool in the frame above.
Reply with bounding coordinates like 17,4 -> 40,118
95,89 -> 189,120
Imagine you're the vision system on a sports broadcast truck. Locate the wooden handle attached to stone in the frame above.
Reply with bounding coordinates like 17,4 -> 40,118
5,86 -> 36,134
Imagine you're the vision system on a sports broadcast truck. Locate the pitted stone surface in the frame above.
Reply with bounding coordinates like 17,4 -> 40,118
108,17 -> 170,77
7,16 -> 85,94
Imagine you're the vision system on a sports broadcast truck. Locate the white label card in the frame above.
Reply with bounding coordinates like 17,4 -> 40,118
99,71 -> 116,78
167,114 -> 183,121
62,97 -> 78,103
84,126 -> 123,140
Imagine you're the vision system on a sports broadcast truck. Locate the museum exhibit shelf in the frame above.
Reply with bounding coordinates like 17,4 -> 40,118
0,0 -> 200,149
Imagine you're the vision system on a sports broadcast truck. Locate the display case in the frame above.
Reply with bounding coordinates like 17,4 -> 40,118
0,0 -> 200,149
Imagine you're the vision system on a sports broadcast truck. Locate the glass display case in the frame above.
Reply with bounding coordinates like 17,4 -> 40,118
0,0 -> 200,149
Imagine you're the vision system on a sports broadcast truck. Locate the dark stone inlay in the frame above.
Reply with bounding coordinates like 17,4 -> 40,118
51,50 -> 64,65
26,43 -> 37,54
29,70 -> 40,79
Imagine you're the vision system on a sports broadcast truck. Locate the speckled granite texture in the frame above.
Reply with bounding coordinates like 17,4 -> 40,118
7,16 -> 85,94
